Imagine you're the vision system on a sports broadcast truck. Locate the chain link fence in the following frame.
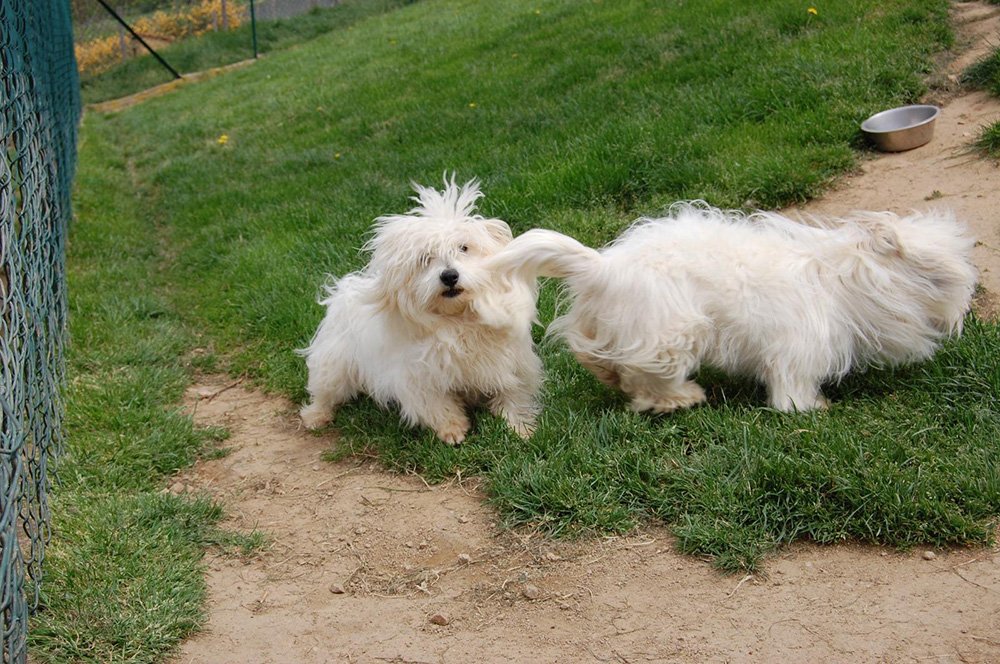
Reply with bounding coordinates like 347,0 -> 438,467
72,0 -> 363,104
1,0 -> 80,661
72,0 -> 248,76
72,0 -> 344,92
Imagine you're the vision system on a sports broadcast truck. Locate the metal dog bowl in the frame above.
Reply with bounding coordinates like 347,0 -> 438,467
861,104 -> 940,152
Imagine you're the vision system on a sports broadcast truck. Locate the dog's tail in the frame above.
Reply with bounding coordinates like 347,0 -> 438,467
488,229 -> 602,283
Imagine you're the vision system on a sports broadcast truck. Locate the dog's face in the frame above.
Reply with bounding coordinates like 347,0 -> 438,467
364,214 -> 514,324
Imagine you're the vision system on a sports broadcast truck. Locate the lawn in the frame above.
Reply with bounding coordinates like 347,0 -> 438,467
35,0 -> 1000,660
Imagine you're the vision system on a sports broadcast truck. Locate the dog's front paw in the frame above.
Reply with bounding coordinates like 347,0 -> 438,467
434,419 -> 469,446
300,403 -> 332,430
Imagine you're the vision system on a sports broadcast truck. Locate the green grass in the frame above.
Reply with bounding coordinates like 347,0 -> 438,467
962,46 -> 1000,96
27,115 -> 263,663
80,0 -> 419,104
67,0 -> 999,597
973,120 -> 1000,157
963,45 -> 1000,157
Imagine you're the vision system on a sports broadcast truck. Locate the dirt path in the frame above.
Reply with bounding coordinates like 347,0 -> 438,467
172,4 -> 1000,663
172,376 -> 1000,664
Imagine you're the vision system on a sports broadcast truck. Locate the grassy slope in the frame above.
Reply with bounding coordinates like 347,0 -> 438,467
73,0 -> 999,585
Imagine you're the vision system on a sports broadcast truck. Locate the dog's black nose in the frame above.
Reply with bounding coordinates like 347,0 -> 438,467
440,268 -> 460,287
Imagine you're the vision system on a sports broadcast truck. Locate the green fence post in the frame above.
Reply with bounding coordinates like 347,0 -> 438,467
250,0 -> 259,59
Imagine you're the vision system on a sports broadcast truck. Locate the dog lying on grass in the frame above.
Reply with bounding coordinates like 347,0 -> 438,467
487,202 -> 977,413
299,178 -> 541,444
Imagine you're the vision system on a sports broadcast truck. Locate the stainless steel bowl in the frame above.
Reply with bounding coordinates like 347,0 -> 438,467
861,105 -> 940,152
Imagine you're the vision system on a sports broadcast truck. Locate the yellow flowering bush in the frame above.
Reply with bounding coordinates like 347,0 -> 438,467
76,0 -> 246,74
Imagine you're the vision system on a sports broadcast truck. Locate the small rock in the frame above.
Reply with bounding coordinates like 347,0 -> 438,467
543,551 -> 561,562
404,541 -> 414,548
457,553 -> 472,564
169,481 -> 185,494
429,613 -> 450,626
418,540 -> 429,549
329,583 -> 345,594
922,550 -> 937,561
457,515 -> 469,523
354,526 -> 367,535
311,465 -> 320,471
522,583 -> 542,600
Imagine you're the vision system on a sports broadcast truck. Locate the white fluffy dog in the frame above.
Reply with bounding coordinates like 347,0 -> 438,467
487,202 -> 977,413
299,178 -> 541,444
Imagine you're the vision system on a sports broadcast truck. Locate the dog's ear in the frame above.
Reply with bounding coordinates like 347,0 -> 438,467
481,217 -> 514,247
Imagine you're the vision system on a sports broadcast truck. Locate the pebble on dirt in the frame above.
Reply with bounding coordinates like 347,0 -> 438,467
429,613 -> 450,626
922,550 -> 937,561
329,583 -> 346,594
522,583 -> 542,600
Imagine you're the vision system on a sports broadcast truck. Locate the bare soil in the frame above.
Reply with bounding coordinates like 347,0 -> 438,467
172,4 -> 1000,662
172,376 -> 1000,664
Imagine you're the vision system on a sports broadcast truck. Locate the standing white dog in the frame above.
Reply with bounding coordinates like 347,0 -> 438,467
299,178 -> 541,444
488,202 -> 977,413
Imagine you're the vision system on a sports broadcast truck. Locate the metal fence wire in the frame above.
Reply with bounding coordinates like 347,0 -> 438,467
0,0 -> 80,662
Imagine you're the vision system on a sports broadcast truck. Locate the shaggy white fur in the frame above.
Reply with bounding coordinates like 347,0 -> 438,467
299,178 -> 541,444
488,202 -> 977,413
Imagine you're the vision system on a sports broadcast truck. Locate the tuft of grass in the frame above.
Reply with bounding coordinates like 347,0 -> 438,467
961,47 -> 1000,96
80,0 -> 420,104
69,0 -> 1000,584
206,528 -> 270,559
974,120 -> 1000,158
962,44 -> 1000,156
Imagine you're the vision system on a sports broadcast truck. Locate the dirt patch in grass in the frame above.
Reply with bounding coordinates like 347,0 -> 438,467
172,4 -> 1000,662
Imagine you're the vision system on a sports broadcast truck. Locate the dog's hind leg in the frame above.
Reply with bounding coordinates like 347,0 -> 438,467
300,358 -> 358,430
628,379 -> 707,414
574,352 -> 621,388
619,368 -> 706,414
612,341 -> 706,414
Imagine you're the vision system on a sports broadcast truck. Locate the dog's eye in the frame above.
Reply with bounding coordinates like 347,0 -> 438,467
459,244 -> 469,253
